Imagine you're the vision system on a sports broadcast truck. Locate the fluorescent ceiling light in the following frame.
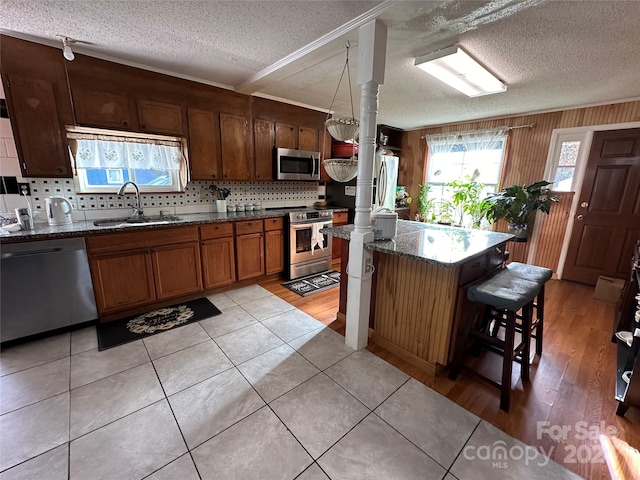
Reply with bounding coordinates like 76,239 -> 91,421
415,46 -> 506,97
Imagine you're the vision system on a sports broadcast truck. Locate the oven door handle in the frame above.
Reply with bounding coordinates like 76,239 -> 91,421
290,220 -> 333,230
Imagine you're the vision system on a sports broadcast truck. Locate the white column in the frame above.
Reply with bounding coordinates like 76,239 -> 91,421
345,19 -> 387,350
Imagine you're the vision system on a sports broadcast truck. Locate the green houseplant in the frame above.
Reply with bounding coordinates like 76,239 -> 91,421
416,183 -> 436,222
447,169 -> 489,228
483,180 -> 558,239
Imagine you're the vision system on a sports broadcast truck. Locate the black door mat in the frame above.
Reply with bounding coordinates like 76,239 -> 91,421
282,270 -> 341,297
97,298 -> 221,350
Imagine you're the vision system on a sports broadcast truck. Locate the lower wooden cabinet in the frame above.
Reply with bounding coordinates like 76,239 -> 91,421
151,242 -> 202,299
89,250 -> 156,314
332,211 -> 349,260
201,237 -> 236,288
265,217 -> 284,275
236,220 -> 265,280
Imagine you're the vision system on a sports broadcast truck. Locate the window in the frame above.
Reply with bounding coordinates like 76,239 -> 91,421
547,133 -> 585,192
424,128 -> 508,226
67,128 -> 186,193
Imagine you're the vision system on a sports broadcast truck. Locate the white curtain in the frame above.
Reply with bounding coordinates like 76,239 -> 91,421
458,127 -> 508,152
74,139 -> 182,171
426,127 -> 508,155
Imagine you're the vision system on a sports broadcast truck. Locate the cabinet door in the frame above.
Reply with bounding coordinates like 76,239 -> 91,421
331,212 -> 349,260
73,88 -> 135,130
151,242 -> 202,300
236,233 -> 265,280
201,237 -> 236,288
265,229 -> 284,274
89,250 -> 156,314
275,123 -> 297,149
298,127 -> 319,152
187,107 -> 221,180
254,118 -> 274,181
4,74 -> 71,177
220,113 -> 253,181
137,100 -> 184,135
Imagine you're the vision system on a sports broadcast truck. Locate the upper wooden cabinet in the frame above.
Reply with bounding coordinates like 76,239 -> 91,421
298,126 -> 319,151
0,36 -> 74,178
3,75 -> 71,177
275,123 -> 297,149
220,113 -> 253,181
254,119 -> 275,181
72,88 -> 136,130
137,100 -> 184,135
275,122 -> 319,151
187,107 -> 221,181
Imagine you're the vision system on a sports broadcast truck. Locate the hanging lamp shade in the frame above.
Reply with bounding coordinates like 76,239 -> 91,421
325,116 -> 359,142
323,157 -> 358,182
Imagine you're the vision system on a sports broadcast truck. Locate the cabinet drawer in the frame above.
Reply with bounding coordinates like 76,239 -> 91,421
459,256 -> 486,287
86,226 -> 199,254
200,222 -> 234,240
264,217 -> 283,231
333,211 -> 348,225
236,220 -> 264,235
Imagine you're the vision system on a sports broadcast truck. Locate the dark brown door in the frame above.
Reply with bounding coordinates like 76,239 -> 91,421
563,128 -> 640,285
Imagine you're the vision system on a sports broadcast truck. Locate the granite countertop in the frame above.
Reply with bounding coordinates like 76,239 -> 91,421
322,220 -> 514,267
0,207 -> 349,244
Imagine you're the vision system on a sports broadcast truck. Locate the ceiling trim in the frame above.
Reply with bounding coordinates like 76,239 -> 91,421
234,0 -> 399,95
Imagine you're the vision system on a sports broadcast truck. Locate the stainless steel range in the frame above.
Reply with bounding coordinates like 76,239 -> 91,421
286,209 -> 334,279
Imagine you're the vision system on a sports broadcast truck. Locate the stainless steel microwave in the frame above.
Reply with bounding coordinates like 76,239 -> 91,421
276,148 -> 321,181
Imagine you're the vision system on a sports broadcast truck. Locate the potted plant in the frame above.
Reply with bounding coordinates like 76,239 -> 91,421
415,183 -> 436,222
483,180 -> 558,240
447,169 -> 489,228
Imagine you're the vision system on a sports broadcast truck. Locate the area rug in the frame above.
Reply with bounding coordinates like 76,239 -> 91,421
96,298 -> 221,350
282,270 -> 341,297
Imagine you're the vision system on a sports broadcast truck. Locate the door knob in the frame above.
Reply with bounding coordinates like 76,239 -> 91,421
580,201 -> 589,208
577,214 -> 584,220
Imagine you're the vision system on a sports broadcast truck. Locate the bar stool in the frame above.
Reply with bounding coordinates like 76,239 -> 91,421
505,262 -> 552,356
449,268 -> 541,411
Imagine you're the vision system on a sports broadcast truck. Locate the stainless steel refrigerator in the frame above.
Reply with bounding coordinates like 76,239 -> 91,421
326,153 -> 399,217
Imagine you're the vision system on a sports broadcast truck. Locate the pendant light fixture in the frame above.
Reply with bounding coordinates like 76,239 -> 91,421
56,35 -> 76,61
322,43 -> 359,183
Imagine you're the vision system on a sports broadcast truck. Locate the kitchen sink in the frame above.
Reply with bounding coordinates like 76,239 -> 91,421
93,215 -> 182,227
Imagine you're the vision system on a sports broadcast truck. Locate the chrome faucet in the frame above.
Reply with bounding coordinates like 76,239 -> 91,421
117,181 -> 143,218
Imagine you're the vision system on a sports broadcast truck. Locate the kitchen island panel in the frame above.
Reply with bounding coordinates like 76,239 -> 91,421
372,253 -> 458,375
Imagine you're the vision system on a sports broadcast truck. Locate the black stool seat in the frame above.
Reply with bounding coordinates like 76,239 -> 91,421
450,268 -> 542,411
505,262 -> 551,356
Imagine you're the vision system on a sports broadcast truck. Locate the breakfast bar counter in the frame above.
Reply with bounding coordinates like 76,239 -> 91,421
323,220 -> 513,375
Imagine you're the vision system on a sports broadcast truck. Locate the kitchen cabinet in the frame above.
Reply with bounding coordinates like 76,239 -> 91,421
220,113 -> 253,181
331,211 -> 349,260
72,88 -> 136,130
320,129 -> 333,182
0,35 -> 74,178
201,222 -> 236,288
235,220 -> 265,280
254,118 -> 275,181
298,126 -> 319,151
3,74 -> 71,177
275,122 -> 319,151
137,100 -> 184,135
264,217 -> 284,275
152,242 -> 202,299
86,226 -> 202,317
188,107 -> 222,180
89,250 -> 156,314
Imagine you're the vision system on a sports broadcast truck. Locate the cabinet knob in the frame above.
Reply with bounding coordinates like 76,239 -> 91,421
121,120 -> 129,127
577,214 -> 584,220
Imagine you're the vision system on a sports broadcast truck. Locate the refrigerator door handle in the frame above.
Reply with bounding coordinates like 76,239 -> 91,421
378,160 -> 387,207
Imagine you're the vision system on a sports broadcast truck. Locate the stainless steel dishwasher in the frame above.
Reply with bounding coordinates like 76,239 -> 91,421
1,237 -> 98,343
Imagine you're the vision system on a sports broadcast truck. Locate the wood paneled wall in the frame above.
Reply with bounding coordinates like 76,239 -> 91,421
400,100 -> 640,270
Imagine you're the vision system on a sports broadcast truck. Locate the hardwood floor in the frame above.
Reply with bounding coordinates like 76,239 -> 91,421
261,274 -> 639,480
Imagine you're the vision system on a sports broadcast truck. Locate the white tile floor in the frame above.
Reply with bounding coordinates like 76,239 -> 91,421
0,286 -> 583,480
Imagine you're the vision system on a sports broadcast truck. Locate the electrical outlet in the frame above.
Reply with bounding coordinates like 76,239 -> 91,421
199,186 -> 208,200
18,182 -> 31,196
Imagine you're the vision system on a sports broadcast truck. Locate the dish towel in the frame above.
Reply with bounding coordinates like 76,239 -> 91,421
310,223 -> 324,254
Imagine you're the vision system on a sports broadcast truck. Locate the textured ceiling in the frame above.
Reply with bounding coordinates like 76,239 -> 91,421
2,0 -> 639,129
